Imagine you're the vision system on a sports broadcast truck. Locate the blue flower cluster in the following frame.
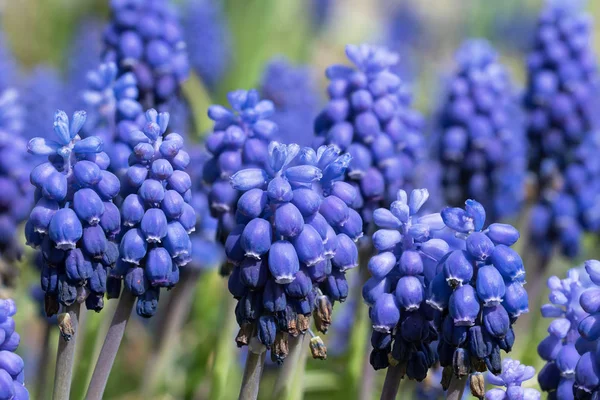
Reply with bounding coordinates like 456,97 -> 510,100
226,142 -> 362,363
182,0 -> 231,91
0,89 -> 31,264
0,299 -> 29,399
538,268 -> 590,399
314,44 -> 425,226
430,200 -> 528,378
486,358 -> 540,400
437,39 -> 525,220
528,131 -> 600,260
573,260 -> 600,399
104,0 -> 190,110
203,89 -> 278,236
26,110 -> 121,315
363,189 -> 446,379
115,109 -> 195,317
260,58 -> 321,147
524,1 -> 600,180
80,62 -> 144,174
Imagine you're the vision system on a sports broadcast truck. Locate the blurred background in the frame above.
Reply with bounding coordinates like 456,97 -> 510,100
2,0 -> 600,398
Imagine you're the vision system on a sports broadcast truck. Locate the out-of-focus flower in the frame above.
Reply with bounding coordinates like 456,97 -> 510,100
260,57 -> 321,147
26,110 -> 120,315
104,0 -> 190,110
0,299 -> 29,399
314,44 -> 426,228
115,109 -> 195,317
182,0 -> 231,90
486,358 -> 540,400
436,39 -> 526,221
227,142 -> 362,363
0,32 -> 18,91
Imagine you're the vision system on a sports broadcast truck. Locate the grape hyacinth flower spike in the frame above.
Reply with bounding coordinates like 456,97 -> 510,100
227,142 -> 362,398
437,39 -> 526,221
86,108 -> 194,400
103,0 -> 190,110
0,299 -> 30,400
314,44 -> 426,227
26,110 -> 120,399
485,358 -> 540,400
429,200 -> 528,396
203,89 -> 278,239
538,268 -> 590,399
365,188 -> 447,395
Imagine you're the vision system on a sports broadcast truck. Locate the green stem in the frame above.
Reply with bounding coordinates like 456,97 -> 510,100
238,350 -> 266,400
446,375 -> 467,400
286,336 -> 309,400
271,334 -> 307,399
53,302 -> 81,400
380,363 -> 406,400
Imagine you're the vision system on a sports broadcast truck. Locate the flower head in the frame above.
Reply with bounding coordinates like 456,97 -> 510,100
226,142 -> 362,363
26,110 -> 121,315
0,299 -> 29,399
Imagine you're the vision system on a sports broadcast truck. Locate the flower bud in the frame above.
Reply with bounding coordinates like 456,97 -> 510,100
395,276 -> 424,311
313,295 -> 333,333
120,228 -> 147,264
121,194 -> 146,227
371,293 -> 400,333
476,265 -> 505,306
291,188 -> 322,217
310,336 -> 327,360
49,208 -> 83,250
449,284 -> 480,326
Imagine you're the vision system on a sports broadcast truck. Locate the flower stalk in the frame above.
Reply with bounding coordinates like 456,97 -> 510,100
53,302 -> 81,400
380,363 -> 406,400
446,375 -> 466,400
271,333 -> 306,399
238,349 -> 266,400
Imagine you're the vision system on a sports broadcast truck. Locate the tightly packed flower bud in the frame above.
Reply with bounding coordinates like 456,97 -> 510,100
524,1 -> 600,180
0,299 -> 30,399
80,62 -> 144,174
116,109 -> 195,317
436,39 -> 526,220
203,89 -> 278,236
182,0 -> 231,90
486,358 -> 540,400
430,200 -> 528,379
260,57 -> 321,147
26,110 -> 120,315
227,142 -> 362,364
104,0 -> 190,110
537,268 -> 590,398
364,188 -> 445,380
0,89 -> 32,266
528,131 -> 600,260
314,44 -> 426,226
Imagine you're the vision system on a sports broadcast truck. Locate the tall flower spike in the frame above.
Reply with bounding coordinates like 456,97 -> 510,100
524,0 -> 600,182
115,109 -> 195,317
314,44 -> 426,227
364,188 -> 446,381
573,260 -> 600,399
182,0 -> 231,90
538,268 -> 590,398
104,0 -> 190,110
0,89 -> 31,267
0,299 -> 30,399
260,57 -> 321,147
429,200 -> 528,381
203,89 -> 278,237
227,142 -> 362,364
26,110 -> 121,315
486,358 -> 540,400
436,39 -> 526,221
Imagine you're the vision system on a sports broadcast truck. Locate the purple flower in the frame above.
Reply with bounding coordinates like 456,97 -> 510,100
0,299 -> 29,399
486,358 -> 540,400
26,110 -> 121,315
226,142 -> 362,363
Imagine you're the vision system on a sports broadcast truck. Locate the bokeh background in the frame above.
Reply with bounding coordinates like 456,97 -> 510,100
2,0 -> 600,398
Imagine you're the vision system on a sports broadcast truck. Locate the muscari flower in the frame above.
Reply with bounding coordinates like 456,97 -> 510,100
528,131 -> 600,260
182,0 -> 231,90
203,89 -> 278,237
364,188 -> 446,381
429,200 -> 528,382
573,260 -> 600,399
436,39 -> 526,221
80,61 -> 144,174
26,110 -> 121,316
314,44 -> 426,226
524,0 -> 600,182
538,267 -> 591,399
226,142 -> 362,364
260,57 -> 321,147
114,109 -> 195,317
0,299 -> 30,399
486,358 -> 540,400
104,0 -> 190,110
